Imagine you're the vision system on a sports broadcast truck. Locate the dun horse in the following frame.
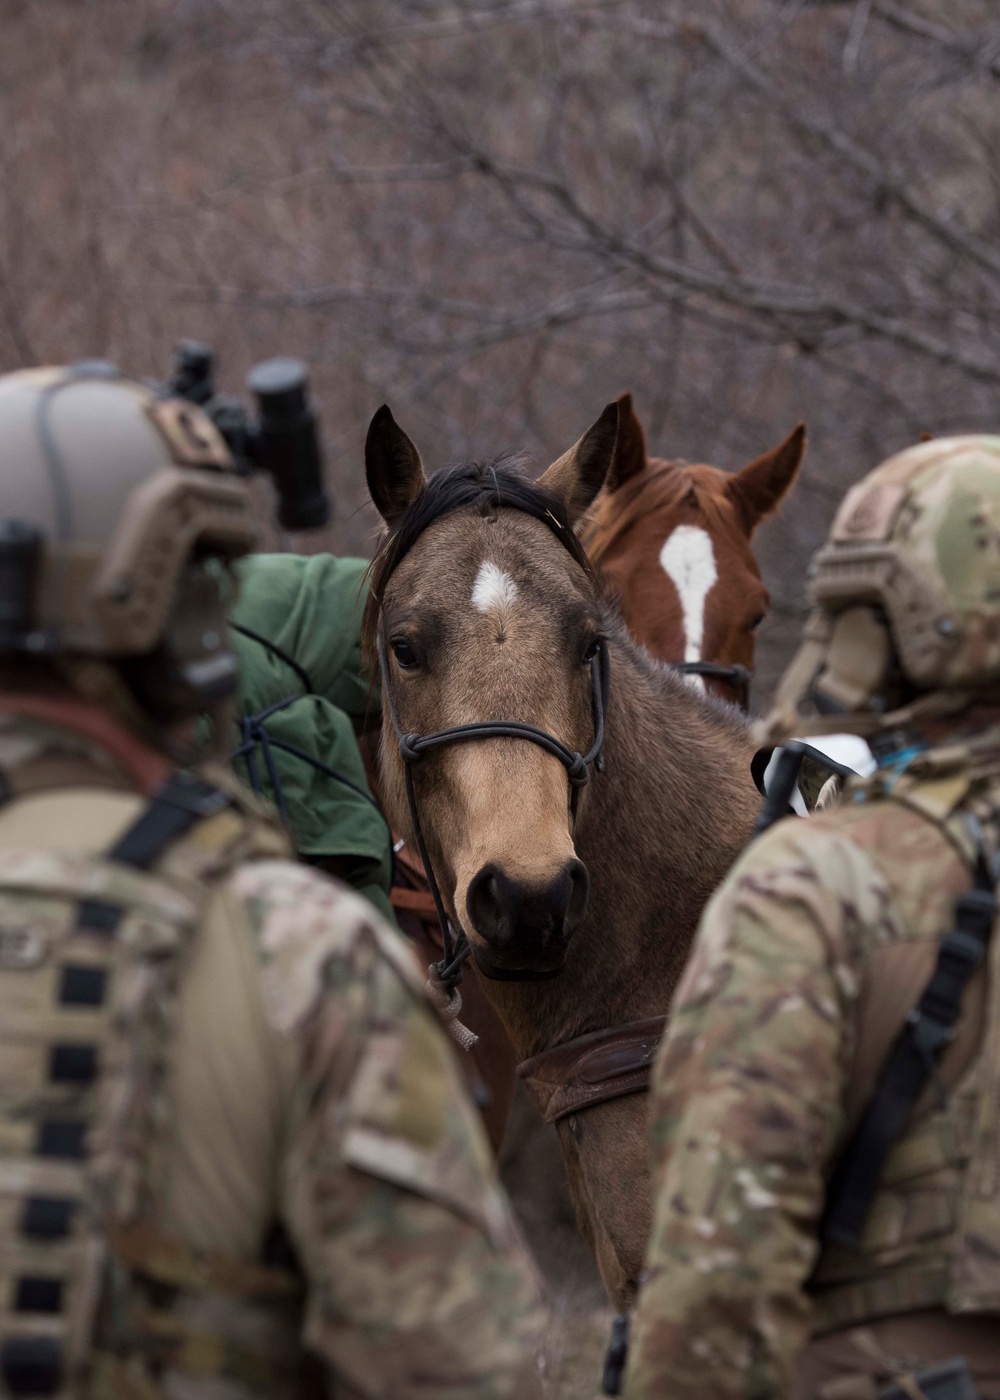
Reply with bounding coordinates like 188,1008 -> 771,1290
364,404 -> 762,1305
586,393 -> 805,705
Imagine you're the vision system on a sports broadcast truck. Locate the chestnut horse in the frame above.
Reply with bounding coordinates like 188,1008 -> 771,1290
364,403 -> 760,1307
584,393 -> 805,706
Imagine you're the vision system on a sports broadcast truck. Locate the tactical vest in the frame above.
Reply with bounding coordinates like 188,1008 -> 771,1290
0,718 -> 307,1399
809,770 -> 1000,1334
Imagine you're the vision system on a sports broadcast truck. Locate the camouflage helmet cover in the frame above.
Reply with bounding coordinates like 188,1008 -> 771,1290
758,435 -> 1000,744
0,365 -> 259,657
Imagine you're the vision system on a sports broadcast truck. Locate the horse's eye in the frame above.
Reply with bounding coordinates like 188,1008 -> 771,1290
582,637 -> 602,663
750,613 -> 766,631
392,639 -> 420,669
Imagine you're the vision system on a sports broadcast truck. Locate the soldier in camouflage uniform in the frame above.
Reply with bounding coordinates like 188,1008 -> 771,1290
624,437 -> 1000,1400
0,364 -> 545,1399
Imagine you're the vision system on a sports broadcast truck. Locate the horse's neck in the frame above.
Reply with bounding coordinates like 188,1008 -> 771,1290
486,637 -> 758,1058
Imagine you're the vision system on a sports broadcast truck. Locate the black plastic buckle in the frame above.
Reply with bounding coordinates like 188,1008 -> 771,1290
939,928 -> 988,969
906,1008 -> 955,1065
159,772 -> 230,818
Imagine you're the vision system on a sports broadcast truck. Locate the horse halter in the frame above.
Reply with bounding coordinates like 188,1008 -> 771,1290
378,632 -> 611,990
672,660 -> 752,711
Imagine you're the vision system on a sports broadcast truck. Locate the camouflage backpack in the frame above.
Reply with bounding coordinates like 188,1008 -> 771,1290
0,763 -> 291,1397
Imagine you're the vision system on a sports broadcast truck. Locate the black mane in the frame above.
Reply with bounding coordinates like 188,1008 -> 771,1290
363,457 -> 594,655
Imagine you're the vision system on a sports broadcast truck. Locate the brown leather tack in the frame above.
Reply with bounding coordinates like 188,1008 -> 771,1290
516,1015 -> 668,1123
389,886 -> 439,918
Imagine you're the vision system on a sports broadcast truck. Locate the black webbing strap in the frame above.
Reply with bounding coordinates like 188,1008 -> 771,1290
823,860 -> 996,1248
106,772 -> 230,869
76,773 -> 230,932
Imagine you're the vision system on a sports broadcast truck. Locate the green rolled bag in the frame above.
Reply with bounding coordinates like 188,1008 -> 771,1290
228,553 -> 394,923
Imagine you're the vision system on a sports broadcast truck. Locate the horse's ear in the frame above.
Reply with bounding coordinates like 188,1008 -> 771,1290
607,392 -> 647,491
537,402 -> 619,524
726,423 -> 806,535
365,405 -> 427,526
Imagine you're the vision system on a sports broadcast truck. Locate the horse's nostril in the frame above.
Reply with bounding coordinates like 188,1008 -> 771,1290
564,859 -> 589,934
466,859 -> 589,947
467,864 -> 506,941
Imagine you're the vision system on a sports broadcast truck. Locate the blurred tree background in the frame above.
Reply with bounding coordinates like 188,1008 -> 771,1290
3,0 -> 999,704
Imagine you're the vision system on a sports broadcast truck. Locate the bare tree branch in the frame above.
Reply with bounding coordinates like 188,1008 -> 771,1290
612,11 -> 1000,281
872,1 -> 1000,78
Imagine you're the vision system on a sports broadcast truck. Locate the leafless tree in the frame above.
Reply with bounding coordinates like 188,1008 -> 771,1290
3,0 -> 1000,699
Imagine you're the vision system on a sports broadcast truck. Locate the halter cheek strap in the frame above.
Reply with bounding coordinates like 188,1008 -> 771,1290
377,632 -> 611,991
672,660 -> 751,710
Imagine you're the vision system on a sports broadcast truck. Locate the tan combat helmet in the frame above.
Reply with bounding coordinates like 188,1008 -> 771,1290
758,435 -> 1000,746
0,363 -> 259,715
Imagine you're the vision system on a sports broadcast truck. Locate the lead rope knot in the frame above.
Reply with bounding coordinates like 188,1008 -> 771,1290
400,732 -> 422,763
426,962 -> 479,1051
567,752 -> 589,786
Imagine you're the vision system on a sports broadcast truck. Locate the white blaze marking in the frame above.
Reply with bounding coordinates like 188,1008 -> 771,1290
471,561 -> 519,622
659,525 -> 717,692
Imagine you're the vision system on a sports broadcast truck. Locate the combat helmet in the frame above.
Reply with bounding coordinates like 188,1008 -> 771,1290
758,435 -> 1000,746
0,363 -> 259,720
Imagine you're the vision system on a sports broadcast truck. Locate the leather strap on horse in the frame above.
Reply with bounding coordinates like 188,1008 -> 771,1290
672,660 -> 752,711
516,1015 -> 667,1123
390,885 -> 440,919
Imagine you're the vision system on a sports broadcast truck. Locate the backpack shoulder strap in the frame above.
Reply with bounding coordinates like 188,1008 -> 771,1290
76,772 -> 231,936
823,850 -> 996,1247
107,772 -> 231,869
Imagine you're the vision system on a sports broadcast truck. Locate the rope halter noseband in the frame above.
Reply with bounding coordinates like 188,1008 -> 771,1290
378,631 -> 610,993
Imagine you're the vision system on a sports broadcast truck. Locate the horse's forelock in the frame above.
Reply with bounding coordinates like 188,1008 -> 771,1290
584,457 -> 739,563
362,456 -> 596,668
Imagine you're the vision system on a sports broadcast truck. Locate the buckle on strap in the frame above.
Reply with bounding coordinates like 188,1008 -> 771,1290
939,928 -> 989,968
153,773 -> 231,819
905,1007 -> 956,1065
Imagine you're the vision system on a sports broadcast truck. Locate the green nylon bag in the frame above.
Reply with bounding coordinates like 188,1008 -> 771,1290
228,553 -> 393,923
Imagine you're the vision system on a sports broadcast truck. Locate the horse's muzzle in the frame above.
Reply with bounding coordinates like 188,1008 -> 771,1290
465,858 -> 588,975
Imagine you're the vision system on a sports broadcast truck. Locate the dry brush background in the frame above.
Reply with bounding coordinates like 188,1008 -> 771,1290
5,0 -> 1000,705
5,3 -> 1000,1390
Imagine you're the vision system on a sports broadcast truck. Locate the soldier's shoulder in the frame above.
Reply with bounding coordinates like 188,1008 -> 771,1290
227,859 -> 423,1033
739,791 -> 941,876
697,794 -> 957,984
729,802 -> 878,885
693,805 -> 903,974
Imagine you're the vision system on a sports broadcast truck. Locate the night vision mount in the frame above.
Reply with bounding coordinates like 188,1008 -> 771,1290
0,344 -> 331,655
168,340 -> 332,532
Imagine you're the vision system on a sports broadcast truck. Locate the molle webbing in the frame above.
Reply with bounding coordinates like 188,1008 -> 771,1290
0,773 -> 230,1399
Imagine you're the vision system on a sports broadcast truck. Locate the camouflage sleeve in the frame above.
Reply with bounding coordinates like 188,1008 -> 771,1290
232,861 -> 546,1400
622,821 -> 884,1400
